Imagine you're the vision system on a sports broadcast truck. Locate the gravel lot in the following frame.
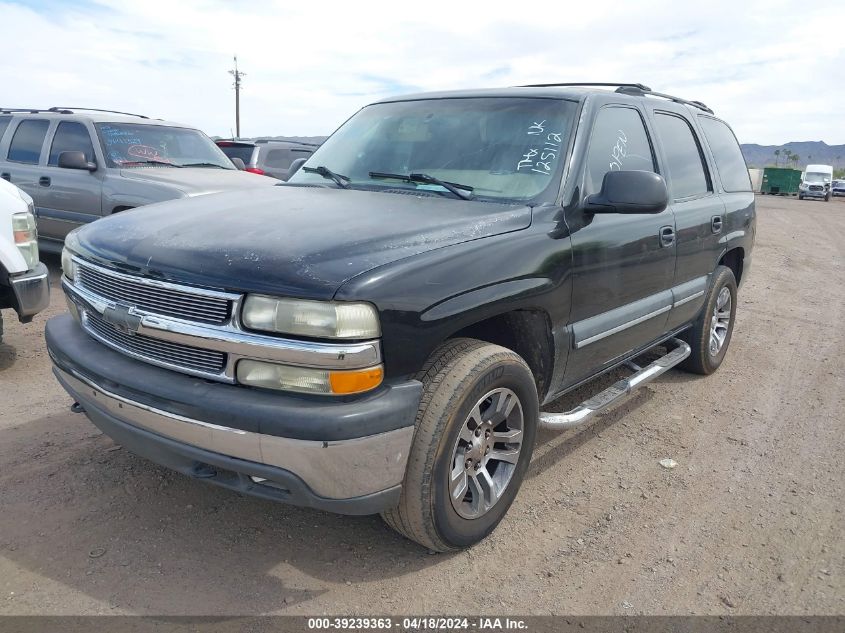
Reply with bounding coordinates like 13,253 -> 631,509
0,195 -> 842,615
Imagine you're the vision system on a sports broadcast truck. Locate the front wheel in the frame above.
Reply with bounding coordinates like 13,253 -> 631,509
680,266 -> 738,375
382,338 -> 538,551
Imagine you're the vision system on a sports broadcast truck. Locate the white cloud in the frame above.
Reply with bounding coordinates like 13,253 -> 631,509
1,0 -> 843,143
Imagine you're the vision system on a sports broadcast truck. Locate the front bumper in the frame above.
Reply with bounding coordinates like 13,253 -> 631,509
10,262 -> 50,320
46,314 -> 422,514
801,189 -> 827,198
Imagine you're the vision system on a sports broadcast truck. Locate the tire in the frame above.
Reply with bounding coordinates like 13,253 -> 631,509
798,194 -> 804,200
381,338 -> 538,552
0,310 -> 4,344
825,193 -> 830,202
679,266 -> 738,375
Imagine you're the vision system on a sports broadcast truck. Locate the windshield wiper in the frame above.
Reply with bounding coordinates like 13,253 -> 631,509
302,165 -> 350,188
179,162 -> 228,169
118,160 -> 182,168
368,172 -> 473,199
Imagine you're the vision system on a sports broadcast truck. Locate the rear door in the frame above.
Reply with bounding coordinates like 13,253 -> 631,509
564,103 -> 677,386
646,106 -> 723,330
37,120 -> 103,244
2,118 -> 51,215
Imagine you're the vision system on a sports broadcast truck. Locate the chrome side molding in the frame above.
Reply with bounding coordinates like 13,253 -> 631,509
539,338 -> 691,430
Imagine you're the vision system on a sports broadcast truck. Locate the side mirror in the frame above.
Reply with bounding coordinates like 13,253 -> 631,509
230,157 -> 245,170
287,157 -> 307,178
585,170 -> 668,214
58,151 -> 97,172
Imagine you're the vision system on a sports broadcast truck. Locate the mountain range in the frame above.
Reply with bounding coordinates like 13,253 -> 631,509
740,141 -> 845,169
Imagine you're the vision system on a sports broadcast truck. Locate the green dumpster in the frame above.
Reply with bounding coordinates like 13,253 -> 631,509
761,167 -> 802,195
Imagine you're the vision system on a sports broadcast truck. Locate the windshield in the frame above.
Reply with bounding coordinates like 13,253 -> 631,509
288,97 -> 577,202
96,123 -> 234,169
805,172 -> 831,183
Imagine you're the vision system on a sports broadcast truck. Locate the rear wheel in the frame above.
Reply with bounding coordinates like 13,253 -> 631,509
680,266 -> 738,375
382,338 -> 538,551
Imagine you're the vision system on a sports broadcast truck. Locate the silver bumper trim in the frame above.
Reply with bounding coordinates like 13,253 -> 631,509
10,262 -> 50,318
57,367 -> 413,499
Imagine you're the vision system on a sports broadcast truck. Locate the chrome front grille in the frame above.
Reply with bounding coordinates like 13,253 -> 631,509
84,310 -> 227,375
76,260 -> 232,324
64,256 -> 382,384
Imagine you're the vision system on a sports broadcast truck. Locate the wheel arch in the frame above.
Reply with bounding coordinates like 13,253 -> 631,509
449,308 -> 555,401
718,247 -> 745,286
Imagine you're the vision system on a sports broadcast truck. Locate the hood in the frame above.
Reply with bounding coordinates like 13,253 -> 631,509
72,185 -> 532,299
118,166 -> 276,195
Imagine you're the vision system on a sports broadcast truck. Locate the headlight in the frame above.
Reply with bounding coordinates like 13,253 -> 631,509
242,295 -> 380,339
61,247 -> 76,281
12,212 -> 39,270
237,359 -> 384,395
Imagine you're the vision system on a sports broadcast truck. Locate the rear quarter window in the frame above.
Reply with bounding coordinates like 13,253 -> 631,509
698,116 -> 751,193
7,119 -> 50,163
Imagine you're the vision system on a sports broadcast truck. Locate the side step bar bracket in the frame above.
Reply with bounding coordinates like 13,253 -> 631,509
539,338 -> 690,430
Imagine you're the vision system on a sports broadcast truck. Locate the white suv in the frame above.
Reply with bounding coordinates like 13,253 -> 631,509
0,179 -> 49,341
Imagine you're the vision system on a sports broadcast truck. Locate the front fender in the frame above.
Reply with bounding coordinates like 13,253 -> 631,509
334,224 -> 573,382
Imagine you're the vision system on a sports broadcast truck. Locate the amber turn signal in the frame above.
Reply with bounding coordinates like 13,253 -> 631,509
329,366 -> 384,395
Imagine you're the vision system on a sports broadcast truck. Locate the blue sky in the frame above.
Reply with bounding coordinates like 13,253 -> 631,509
1,0 -> 843,144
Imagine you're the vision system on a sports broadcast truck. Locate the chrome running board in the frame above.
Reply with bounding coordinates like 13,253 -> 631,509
539,338 -> 691,430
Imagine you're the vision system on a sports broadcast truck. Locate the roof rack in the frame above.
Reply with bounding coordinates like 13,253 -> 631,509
515,82 -> 715,115
614,85 -> 713,114
519,82 -> 652,91
253,138 -> 320,147
49,107 -> 149,119
1,107 -> 151,118
0,108 -> 73,114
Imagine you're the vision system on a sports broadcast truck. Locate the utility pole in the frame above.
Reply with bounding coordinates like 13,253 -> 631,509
228,56 -> 245,138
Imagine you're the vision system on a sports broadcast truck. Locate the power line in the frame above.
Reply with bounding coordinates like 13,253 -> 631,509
228,55 -> 245,138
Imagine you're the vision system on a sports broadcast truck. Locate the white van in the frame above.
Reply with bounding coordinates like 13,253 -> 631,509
799,164 -> 834,201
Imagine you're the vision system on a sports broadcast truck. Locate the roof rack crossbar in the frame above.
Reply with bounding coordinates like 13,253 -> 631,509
519,82 -> 652,91
48,107 -> 150,119
614,86 -> 714,114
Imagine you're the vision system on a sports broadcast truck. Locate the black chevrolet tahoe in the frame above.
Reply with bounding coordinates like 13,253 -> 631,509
46,83 -> 755,551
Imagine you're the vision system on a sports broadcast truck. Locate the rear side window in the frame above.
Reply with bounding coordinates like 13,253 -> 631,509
698,116 -> 751,192
654,113 -> 709,199
49,121 -> 96,165
7,119 -> 49,163
0,117 -> 11,142
585,106 -> 655,195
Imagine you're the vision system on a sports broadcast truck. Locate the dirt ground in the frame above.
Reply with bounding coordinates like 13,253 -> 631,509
0,195 -> 842,616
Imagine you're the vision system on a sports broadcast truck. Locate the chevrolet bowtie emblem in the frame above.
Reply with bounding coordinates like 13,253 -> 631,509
102,303 -> 142,335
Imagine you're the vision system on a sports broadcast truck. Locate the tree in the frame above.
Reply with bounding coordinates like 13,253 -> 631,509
774,149 -> 780,166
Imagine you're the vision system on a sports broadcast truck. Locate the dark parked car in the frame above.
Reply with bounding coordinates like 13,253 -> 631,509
832,179 -> 845,197
216,139 -> 318,180
48,83 -> 755,551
